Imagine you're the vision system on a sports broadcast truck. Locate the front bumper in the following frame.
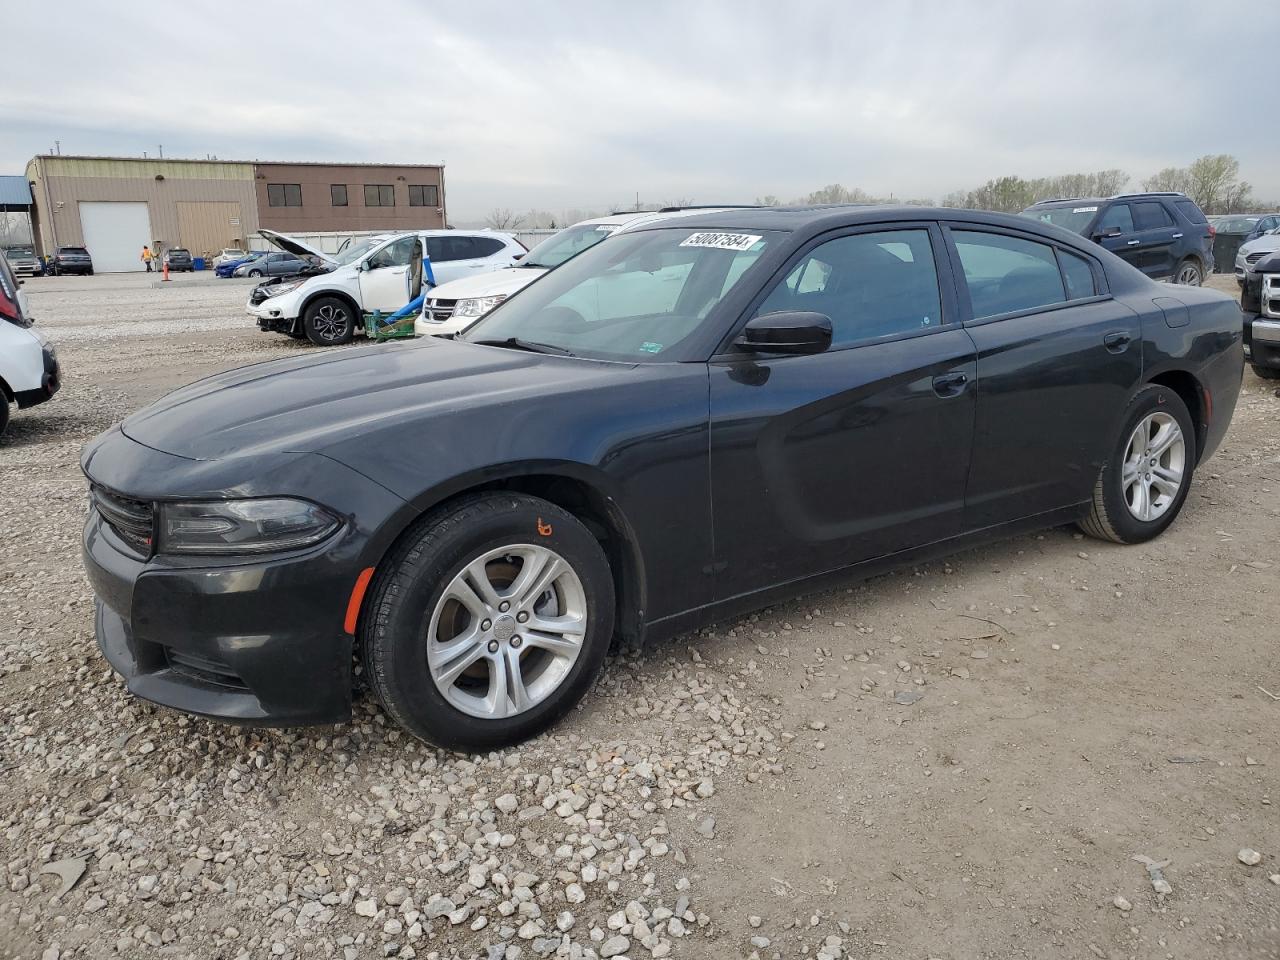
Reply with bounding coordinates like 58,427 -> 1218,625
84,510 -> 355,725
1245,315 -> 1280,370
79,428 -> 411,727
14,345 -> 60,409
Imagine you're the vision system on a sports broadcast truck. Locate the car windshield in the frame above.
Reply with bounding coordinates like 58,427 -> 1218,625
521,223 -> 622,269
461,227 -> 777,361
333,238 -> 383,266
1215,217 -> 1260,233
170,249 -> 189,255
1019,205 -> 1100,235
7,246 -> 34,257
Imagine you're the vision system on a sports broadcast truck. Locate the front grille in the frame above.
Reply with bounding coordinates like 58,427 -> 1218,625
91,485 -> 154,555
165,649 -> 248,690
424,298 -> 457,323
1246,251 -> 1270,265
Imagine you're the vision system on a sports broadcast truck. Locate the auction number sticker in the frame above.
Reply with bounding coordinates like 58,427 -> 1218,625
680,232 -> 762,251
1072,206 -> 1098,213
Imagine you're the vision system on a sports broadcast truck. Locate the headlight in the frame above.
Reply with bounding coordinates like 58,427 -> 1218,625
157,498 -> 341,555
264,280 -> 303,298
454,295 -> 508,318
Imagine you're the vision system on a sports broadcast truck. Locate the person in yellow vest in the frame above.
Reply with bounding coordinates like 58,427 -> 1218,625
141,245 -> 154,272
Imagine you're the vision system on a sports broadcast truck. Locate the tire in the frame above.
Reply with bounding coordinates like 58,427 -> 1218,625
303,296 -> 356,346
248,269 -> 263,278
362,493 -> 615,751
1252,364 -> 1280,380
0,397 -> 9,437
1173,257 -> 1203,286
1079,384 -> 1196,544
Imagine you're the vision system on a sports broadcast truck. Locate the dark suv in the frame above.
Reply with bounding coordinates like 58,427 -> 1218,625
49,246 -> 94,276
1020,193 -> 1213,285
164,248 -> 194,272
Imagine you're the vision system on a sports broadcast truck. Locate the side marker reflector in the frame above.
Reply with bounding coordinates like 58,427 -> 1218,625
344,567 -> 376,635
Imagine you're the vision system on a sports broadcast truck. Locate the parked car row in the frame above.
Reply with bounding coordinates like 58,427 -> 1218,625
91,204 -> 1244,752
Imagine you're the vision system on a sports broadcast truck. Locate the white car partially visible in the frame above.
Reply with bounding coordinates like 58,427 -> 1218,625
0,253 -> 60,436
212,248 -> 248,269
416,208 -> 742,337
1236,228 -> 1280,284
247,228 -> 526,346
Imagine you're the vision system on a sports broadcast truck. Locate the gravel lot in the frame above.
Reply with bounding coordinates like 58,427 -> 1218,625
2,272 -> 1277,960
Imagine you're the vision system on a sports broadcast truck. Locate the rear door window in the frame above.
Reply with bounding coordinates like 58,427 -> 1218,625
1058,250 -> 1098,300
469,237 -> 507,258
1133,202 -> 1174,231
1096,204 -> 1134,234
952,231 -> 1066,320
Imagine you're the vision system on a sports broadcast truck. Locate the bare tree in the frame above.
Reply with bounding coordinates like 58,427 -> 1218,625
484,208 -> 526,230
1143,166 -> 1192,194
1185,154 -> 1249,213
754,195 -> 781,207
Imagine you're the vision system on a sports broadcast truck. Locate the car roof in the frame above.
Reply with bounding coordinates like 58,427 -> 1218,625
623,204 -> 1079,237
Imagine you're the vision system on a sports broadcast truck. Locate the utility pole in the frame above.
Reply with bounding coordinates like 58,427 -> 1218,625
54,140 -> 61,156
158,145 -> 164,159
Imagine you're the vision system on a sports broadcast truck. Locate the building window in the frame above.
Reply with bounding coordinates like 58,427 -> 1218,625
331,184 -> 348,207
267,183 -> 302,207
364,184 -> 396,207
408,184 -> 439,207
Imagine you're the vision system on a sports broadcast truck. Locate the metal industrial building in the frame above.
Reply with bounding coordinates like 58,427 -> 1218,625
22,155 -> 447,272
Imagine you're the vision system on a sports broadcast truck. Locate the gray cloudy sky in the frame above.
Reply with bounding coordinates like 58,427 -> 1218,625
2,1 -> 1275,221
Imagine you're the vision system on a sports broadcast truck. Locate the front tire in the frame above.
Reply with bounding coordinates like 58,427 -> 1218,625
1173,257 -> 1203,286
1252,364 -> 1280,381
362,493 -> 615,751
1079,384 -> 1195,544
303,296 -> 356,346
248,269 -> 263,278
0,396 -> 9,437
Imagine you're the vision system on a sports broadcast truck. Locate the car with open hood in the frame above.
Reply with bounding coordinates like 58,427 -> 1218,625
415,208 -> 749,337
248,228 -> 525,346
83,205 -> 1242,752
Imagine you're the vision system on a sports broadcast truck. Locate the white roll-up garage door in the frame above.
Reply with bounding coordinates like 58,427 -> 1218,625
78,202 -> 153,273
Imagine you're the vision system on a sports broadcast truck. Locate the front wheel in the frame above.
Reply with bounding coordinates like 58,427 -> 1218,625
362,493 -> 615,751
1173,258 -> 1203,286
302,296 -> 355,346
0,396 -> 9,437
1252,364 -> 1280,381
1079,384 -> 1195,544
247,269 -> 263,278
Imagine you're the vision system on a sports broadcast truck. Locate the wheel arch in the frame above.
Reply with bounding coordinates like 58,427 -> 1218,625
0,372 -> 13,402
1147,369 -> 1206,460
298,288 -> 362,337
357,464 -> 647,645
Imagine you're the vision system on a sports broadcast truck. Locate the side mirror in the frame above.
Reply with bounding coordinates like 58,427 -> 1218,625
512,253 -> 525,262
734,311 -> 833,355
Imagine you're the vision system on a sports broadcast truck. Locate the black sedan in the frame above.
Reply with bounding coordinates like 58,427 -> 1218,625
81,207 -> 1243,751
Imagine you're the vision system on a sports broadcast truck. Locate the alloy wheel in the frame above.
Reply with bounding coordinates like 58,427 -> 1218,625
426,544 -> 587,719
1121,412 -> 1185,522
1176,262 -> 1202,285
314,304 -> 349,342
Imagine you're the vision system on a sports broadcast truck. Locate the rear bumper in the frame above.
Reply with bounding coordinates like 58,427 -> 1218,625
14,345 -> 60,409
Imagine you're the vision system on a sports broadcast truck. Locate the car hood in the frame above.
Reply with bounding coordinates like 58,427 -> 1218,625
1240,234 -> 1280,256
258,229 -> 338,267
119,338 -> 630,461
429,266 -> 548,301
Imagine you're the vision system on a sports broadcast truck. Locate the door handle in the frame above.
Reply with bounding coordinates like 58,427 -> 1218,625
1126,240 -> 1140,246
1172,232 -> 1183,239
1103,331 -> 1132,353
932,372 -> 968,398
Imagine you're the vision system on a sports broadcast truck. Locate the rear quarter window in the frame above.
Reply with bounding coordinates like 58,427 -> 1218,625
1175,199 -> 1208,225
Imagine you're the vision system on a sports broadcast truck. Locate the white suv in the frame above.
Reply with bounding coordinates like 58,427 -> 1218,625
248,229 -> 526,346
415,209 -> 741,337
0,253 -> 60,436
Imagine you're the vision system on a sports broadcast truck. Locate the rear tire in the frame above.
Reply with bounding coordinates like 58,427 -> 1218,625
0,397 -> 9,437
1173,257 -> 1203,286
248,269 -> 263,278
1079,384 -> 1195,544
1252,364 -> 1280,380
303,296 -> 356,346
362,493 -> 615,751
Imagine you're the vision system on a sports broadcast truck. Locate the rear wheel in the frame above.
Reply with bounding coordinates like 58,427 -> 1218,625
248,269 -> 263,278
1173,258 -> 1203,286
303,296 -> 356,346
362,493 -> 615,751
1252,364 -> 1280,380
0,396 -> 9,437
1079,384 -> 1195,544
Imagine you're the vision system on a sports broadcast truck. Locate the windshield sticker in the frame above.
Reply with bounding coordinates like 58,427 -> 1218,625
639,341 -> 663,353
1072,206 -> 1098,213
595,225 -> 621,233
680,232 -> 763,251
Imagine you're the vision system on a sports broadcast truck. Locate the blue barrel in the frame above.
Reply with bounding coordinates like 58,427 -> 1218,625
193,257 -> 206,271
